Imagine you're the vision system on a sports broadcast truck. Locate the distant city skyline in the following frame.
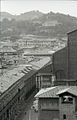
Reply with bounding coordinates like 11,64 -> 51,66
1,0 -> 77,17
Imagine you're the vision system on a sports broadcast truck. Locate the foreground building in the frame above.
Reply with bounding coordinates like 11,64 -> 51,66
35,86 -> 77,120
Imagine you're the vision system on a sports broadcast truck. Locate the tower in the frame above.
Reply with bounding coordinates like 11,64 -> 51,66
57,88 -> 77,120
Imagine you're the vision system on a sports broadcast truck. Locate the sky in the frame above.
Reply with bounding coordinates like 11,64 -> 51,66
1,0 -> 77,17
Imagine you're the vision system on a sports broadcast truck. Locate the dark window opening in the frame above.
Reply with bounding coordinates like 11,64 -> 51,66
62,96 -> 73,103
63,114 -> 66,119
18,88 -> 20,92
18,96 -> 20,102
7,109 -> 9,118
18,88 -> 21,102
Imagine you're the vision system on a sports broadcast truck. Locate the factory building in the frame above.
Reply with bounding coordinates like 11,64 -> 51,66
53,29 -> 77,80
35,29 -> 77,91
35,29 -> 77,120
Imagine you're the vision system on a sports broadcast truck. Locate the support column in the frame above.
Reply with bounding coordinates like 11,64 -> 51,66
39,76 -> 41,90
36,76 -> 38,89
41,75 -> 43,88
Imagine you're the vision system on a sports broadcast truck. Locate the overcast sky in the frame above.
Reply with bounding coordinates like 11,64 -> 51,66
1,0 -> 77,17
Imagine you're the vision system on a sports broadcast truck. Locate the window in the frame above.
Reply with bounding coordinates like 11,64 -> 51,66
18,88 -> 21,102
18,88 -> 20,92
62,95 -> 73,103
63,114 -> 66,119
7,109 -> 9,118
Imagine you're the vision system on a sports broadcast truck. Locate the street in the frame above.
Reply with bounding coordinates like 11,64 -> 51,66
16,91 -> 38,120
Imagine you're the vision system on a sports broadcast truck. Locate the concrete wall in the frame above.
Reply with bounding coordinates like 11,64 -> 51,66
38,98 -> 59,120
59,95 -> 76,120
54,80 -> 77,86
39,110 -> 59,120
53,30 -> 77,80
68,30 -> 77,79
38,62 -> 52,73
53,47 -> 68,79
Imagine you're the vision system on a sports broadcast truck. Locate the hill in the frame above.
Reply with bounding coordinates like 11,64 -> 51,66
16,11 -> 43,20
1,12 -> 15,21
1,11 -> 43,21
33,11 -> 77,37
1,11 -> 77,38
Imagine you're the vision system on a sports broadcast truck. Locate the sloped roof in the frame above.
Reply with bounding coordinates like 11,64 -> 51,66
0,57 -> 51,94
35,86 -> 77,98
35,87 -> 56,98
57,87 -> 77,96
0,64 -> 37,93
31,57 -> 51,68
67,29 -> 77,34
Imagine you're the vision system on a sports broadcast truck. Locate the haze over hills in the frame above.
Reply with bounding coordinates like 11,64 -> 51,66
0,11 -> 77,38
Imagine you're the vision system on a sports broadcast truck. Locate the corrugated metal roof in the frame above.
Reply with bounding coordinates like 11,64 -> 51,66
35,86 -> 77,98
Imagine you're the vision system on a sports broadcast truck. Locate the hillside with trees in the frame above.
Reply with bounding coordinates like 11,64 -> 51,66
0,11 -> 77,40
